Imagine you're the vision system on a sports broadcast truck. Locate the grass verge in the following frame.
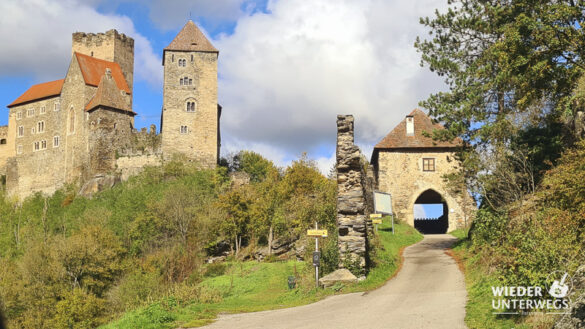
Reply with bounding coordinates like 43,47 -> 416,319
101,219 -> 422,329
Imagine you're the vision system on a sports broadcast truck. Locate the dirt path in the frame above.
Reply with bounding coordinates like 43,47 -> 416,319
200,234 -> 467,329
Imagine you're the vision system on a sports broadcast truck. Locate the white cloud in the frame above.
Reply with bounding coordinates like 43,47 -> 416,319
216,0 -> 447,166
0,0 -> 162,87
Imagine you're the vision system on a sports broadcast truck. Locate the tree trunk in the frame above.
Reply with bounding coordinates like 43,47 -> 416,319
268,225 -> 273,256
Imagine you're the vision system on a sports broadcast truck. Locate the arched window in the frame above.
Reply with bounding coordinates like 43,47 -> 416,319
186,101 -> 196,112
69,108 -> 75,134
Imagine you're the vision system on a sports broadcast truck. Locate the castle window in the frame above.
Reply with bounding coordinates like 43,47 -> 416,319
40,106 -> 46,114
16,111 -> 22,120
37,121 -> 45,133
41,140 -> 47,150
91,51 -> 94,57
31,127 -> 35,134
189,78 -> 193,85
34,141 -> 40,151
27,108 -> 34,117
69,108 -> 75,134
53,136 -> 60,148
180,78 -> 184,86
0,139 -> 6,145
186,101 -> 196,112
54,102 -> 60,111
172,54 -> 175,62
422,158 -> 435,172
178,59 -> 186,67
180,125 -> 188,134
191,54 -> 194,62
17,145 -> 22,155
17,126 -> 24,137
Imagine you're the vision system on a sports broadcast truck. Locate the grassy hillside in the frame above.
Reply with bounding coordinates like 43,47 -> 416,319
101,219 -> 422,329
449,141 -> 585,329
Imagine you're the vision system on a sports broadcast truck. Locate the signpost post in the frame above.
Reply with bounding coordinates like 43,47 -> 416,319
373,191 -> 394,234
307,223 -> 328,288
370,213 -> 382,232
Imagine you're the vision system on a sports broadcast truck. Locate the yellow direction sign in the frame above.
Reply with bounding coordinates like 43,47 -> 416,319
372,219 -> 382,224
307,229 -> 328,237
370,213 -> 382,218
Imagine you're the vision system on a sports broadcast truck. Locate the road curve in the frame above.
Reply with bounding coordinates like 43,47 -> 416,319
200,234 -> 467,329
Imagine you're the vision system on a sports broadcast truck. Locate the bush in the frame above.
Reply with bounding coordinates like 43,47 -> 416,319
204,262 -> 227,278
469,208 -> 508,246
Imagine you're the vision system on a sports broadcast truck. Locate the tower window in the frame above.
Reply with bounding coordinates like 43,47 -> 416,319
186,101 -> 196,112
171,54 -> 175,62
37,121 -> 45,133
91,51 -> 94,57
41,140 -> 47,150
178,59 -> 186,67
189,78 -> 193,85
191,54 -> 194,62
34,141 -> 40,151
53,136 -> 60,148
180,78 -> 184,86
54,102 -> 60,111
180,125 -> 188,134
16,111 -> 22,120
0,139 -> 6,145
40,106 -> 46,114
17,126 -> 24,137
27,108 -> 35,117
422,158 -> 435,172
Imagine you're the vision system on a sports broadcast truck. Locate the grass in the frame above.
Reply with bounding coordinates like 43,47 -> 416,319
449,234 -> 543,329
101,218 -> 422,329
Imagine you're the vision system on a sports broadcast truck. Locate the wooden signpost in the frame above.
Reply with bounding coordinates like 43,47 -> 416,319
307,223 -> 328,288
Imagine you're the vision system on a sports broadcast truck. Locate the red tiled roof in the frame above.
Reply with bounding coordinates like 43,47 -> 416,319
85,70 -> 134,114
164,20 -> 218,57
374,109 -> 462,149
75,52 -> 130,94
7,79 -> 64,108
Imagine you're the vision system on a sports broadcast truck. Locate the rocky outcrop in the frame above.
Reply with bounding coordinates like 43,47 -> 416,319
336,115 -> 373,277
319,268 -> 358,288
78,174 -> 120,198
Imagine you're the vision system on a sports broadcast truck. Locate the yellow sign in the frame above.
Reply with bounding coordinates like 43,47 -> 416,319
370,213 -> 382,218
372,219 -> 382,224
307,229 -> 328,237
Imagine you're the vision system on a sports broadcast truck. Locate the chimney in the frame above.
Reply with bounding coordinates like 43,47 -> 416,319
406,115 -> 414,136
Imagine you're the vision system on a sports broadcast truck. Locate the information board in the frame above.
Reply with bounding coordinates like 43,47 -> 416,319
373,191 -> 393,215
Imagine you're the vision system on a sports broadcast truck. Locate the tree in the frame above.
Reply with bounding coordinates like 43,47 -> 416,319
415,0 -> 585,206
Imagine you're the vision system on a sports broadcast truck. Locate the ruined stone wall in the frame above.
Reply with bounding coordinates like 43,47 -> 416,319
116,154 -> 161,181
72,29 -> 134,95
87,108 -> 135,176
0,125 -> 11,176
376,149 -> 475,231
336,115 -> 373,276
161,51 -> 219,168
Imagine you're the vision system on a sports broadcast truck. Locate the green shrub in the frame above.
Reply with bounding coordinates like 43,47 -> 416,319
204,262 -> 227,278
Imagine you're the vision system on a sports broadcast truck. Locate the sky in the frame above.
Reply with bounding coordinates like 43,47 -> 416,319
0,0 -> 448,174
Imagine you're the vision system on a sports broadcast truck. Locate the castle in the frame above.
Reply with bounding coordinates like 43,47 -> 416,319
0,21 -> 221,199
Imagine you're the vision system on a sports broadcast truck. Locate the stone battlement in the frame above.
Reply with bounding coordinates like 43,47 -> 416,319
72,29 -> 134,48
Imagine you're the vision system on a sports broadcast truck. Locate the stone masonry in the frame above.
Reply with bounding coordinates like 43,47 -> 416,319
2,20 -> 222,200
336,115 -> 373,275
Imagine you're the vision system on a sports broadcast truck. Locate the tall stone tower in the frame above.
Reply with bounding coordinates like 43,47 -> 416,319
161,20 -> 220,167
72,29 -> 135,96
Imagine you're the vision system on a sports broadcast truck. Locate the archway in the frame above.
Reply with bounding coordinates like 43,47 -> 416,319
413,189 -> 448,234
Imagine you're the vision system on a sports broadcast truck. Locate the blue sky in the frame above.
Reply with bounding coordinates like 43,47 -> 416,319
0,0 -> 447,173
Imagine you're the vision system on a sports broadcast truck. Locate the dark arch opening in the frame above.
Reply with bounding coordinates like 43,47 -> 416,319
413,189 -> 448,234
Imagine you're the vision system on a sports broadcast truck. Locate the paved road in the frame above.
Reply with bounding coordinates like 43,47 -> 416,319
201,234 -> 467,329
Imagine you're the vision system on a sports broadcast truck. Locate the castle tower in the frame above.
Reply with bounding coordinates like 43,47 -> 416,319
72,29 -> 134,97
161,20 -> 220,167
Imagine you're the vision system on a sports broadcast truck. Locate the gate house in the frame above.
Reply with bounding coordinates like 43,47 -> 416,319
370,109 -> 475,233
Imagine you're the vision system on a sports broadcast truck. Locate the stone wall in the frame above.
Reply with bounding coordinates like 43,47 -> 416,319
161,51 -> 219,168
376,149 -> 475,231
116,154 -> 161,181
336,115 -> 373,276
0,125 -> 11,176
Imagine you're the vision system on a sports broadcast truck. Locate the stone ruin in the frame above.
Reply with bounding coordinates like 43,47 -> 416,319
335,115 -> 375,276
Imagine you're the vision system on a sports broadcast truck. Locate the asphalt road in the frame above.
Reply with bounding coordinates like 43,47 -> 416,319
200,234 -> 467,329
